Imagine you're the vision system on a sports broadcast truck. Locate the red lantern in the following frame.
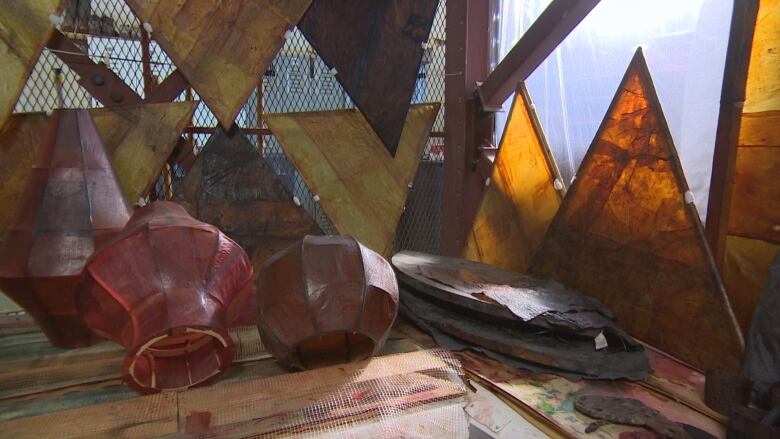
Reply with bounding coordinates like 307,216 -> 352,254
256,235 -> 399,370
0,109 -> 132,348
77,201 -> 254,393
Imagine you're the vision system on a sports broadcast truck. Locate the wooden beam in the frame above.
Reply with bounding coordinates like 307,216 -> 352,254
704,0 -> 760,266
477,0 -> 600,111
46,30 -> 143,106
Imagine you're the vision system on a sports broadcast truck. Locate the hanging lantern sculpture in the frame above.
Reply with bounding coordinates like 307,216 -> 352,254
0,109 -> 132,348
256,235 -> 399,370
77,201 -> 254,393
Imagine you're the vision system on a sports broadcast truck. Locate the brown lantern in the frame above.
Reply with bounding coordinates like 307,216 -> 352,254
77,201 -> 254,393
256,235 -> 399,370
0,109 -> 132,348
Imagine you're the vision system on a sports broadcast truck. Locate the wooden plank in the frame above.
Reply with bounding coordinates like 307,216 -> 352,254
125,0 -> 311,128
0,0 -> 64,128
265,104 -> 440,256
463,84 -> 564,272
177,349 -> 460,435
529,49 -> 744,373
0,391 -> 178,438
299,0 -> 439,155
91,101 -> 197,202
742,0 -> 780,114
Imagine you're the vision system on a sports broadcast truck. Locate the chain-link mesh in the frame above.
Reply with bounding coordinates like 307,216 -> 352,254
14,0 -> 447,253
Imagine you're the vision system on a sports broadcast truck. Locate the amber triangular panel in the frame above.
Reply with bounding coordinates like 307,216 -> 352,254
721,0 -> 780,333
265,103 -> 440,256
529,49 -> 744,372
0,109 -> 132,348
0,0 -> 65,128
125,0 -> 311,128
91,101 -> 197,202
299,0 -> 439,156
174,126 -> 321,274
463,84 -> 564,272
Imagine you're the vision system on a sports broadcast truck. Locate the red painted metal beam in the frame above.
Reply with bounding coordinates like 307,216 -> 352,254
47,30 -> 143,106
477,0 -> 600,111
147,70 -> 188,103
442,0 -> 493,256
704,0 -> 760,266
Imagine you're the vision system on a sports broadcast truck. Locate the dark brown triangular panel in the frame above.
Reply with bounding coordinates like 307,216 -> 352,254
529,49 -> 744,372
174,127 -> 321,274
299,0 -> 439,156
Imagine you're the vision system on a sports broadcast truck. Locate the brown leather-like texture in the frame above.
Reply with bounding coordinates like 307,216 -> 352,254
529,49 -> 744,373
175,126 -> 321,279
393,251 -> 650,380
125,0 -> 311,129
0,104 -> 195,242
77,201 -> 254,394
264,103 -> 439,256
463,84 -> 564,273
299,0 -> 439,155
256,235 -> 399,370
0,109 -> 132,348
723,0 -> 780,333
0,0 -> 65,128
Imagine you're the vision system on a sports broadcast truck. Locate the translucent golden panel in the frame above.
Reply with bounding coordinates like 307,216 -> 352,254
265,104 -> 440,256
126,0 -> 311,128
723,0 -> 780,332
463,85 -> 563,272
0,1 -> 64,127
530,50 -> 744,372
743,0 -> 780,114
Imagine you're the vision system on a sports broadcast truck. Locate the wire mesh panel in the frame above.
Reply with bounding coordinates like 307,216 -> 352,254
13,0 -> 447,253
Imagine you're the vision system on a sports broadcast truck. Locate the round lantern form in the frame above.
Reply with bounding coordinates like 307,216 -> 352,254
77,201 -> 254,393
256,235 -> 399,370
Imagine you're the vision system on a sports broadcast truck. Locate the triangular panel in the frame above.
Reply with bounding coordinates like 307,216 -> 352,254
529,49 -> 744,372
265,103 -> 440,256
125,0 -> 311,128
174,126 -> 321,273
0,0 -> 65,127
722,0 -> 780,332
91,101 -> 197,202
463,84 -> 564,272
299,0 -> 439,155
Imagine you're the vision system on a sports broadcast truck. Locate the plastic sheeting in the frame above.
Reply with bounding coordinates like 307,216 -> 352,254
495,0 -> 733,220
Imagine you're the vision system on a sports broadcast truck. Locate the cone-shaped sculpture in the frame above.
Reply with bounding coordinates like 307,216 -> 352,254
0,0 -> 66,128
125,0 -> 311,128
256,235 -> 399,370
299,0 -> 439,155
464,84 -> 564,272
716,0 -> 780,333
265,103 -> 439,256
174,126 -> 321,278
0,109 -> 132,348
0,103 -> 197,240
77,201 -> 254,393
530,49 -> 744,372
